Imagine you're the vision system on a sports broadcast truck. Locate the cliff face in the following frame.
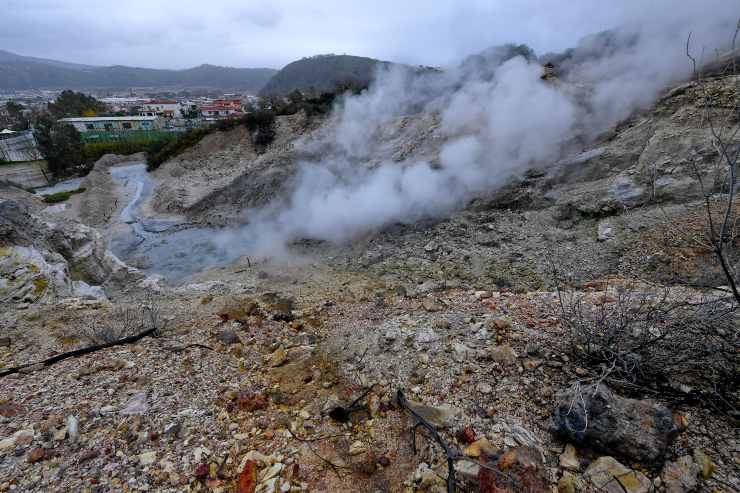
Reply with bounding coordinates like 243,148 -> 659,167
0,188 -> 141,305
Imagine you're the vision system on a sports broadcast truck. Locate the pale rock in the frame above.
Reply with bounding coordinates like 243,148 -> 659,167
404,400 -> 462,428
349,441 -> 367,456
477,382 -> 493,394
66,415 -> 79,443
120,392 -> 148,415
693,448 -> 714,479
0,438 -> 15,452
269,347 -> 288,367
138,451 -> 157,466
559,444 -> 580,471
414,327 -> 439,344
244,450 -> 272,466
585,457 -> 651,493
452,342 -> 470,362
597,220 -> 613,242
490,345 -> 518,366
259,462 -> 283,482
661,456 -> 699,493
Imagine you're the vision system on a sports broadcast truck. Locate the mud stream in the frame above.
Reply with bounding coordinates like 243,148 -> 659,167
108,164 -> 248,283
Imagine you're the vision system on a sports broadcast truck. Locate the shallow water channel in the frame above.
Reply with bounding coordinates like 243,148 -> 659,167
108,164 -> 246,283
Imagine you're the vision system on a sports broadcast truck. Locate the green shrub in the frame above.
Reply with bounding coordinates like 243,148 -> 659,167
83,141 -> 153,163
146,110 -> 278,171
42,187 -> 86,204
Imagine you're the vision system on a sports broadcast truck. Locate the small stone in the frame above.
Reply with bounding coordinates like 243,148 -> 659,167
525,342 -> 540,356
558,471 -> 584,493
474,291 -> 492,300
217,329 -> 241,345
67,415 -> 79,443
692,449 -> 714,479
120,392 -> 149,416
490,345 -> 518,366
13,429 -> 34,446
559,444 -> 580,471
457,427 -> 477,445
27,447 -> 45,463
404,400 -> 461,428
597,220 -> 613,241
349,441 -> 367,456
585,456 -> 651,493
269,347 -> 288,367
138,451 -> 157,466
464,438 -> 497,458
661,455 -> 699,493
424,241 -> 438,252
164,422 -> 181,437
477,382 -> 493,394
422,300 -> 443,312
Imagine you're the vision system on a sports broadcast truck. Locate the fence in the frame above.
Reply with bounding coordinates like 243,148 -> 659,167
79,130 -> 183,144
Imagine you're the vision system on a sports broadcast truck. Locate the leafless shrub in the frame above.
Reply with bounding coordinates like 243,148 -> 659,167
554,280 -> 738,410
81,297 -> 168,345
687,22 -> 740,304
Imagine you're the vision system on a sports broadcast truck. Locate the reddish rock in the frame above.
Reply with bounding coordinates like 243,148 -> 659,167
236,392 -> 268,412
27,447 -> 46,463
0,402 -> 24,418
457,427 -> 477,444
194,463 -> 209,480
237,460 -> 258,493
479,446 -> 548,493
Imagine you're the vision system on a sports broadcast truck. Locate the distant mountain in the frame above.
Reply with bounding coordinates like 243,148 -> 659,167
0,50 -> 278,92
259,54 -> 394,96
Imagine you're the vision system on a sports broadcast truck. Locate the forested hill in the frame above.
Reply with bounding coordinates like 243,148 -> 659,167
259,54 -> 394,96
0,50 -> 277,92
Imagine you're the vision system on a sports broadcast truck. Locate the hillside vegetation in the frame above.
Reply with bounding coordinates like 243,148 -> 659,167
0,50 -> 277,91
259,54 -> 393,96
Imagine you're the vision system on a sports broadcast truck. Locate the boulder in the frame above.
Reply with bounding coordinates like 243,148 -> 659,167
552,384 -> 679,463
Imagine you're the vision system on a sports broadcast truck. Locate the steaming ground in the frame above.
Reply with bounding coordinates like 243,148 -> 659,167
175,5 -> 735,261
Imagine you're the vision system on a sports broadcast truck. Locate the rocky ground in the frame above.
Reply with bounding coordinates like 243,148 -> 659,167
1,75 -> 739,492
1,249 -> 737,492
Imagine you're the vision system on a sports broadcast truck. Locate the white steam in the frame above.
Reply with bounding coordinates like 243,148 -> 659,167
217,3 -> 737,258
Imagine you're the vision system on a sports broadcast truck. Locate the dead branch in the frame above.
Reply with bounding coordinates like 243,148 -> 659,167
0,326 -> 158,378
162,343 -> 215,353
397,389 -> 457,493
286,427 -> 350,478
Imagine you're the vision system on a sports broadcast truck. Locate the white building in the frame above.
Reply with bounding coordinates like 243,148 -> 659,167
59,116 -> 162,132
139,100 -> 182,118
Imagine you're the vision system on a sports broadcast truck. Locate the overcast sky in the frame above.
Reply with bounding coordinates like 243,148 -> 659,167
1,1 -> 736,70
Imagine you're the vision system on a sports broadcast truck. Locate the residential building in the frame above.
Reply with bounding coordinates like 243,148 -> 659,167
59,116 -> 163,132
140,100 -> 181,118
200,99 -> 243,121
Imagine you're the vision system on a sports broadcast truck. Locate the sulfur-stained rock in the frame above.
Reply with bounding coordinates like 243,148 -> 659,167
585,456 -> 651,493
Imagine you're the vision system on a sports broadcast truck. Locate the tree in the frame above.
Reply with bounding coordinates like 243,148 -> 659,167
48,90 -> 108,119
5,101 -> 23,118
33,113 -> 84,177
